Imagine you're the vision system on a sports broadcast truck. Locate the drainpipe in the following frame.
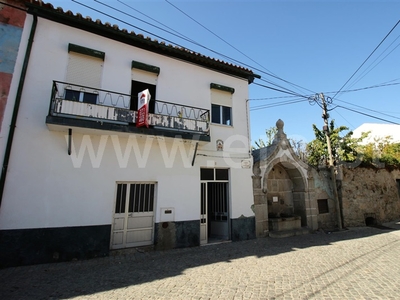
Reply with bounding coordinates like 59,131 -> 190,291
0,14 -> 38,208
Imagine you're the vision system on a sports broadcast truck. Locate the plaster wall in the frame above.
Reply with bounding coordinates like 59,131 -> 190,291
0,16 -> 254,230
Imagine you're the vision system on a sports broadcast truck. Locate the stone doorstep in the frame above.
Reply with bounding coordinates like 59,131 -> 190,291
268,228 -> 310,238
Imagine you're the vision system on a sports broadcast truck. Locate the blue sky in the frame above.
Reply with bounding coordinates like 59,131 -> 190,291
47,0 -> 400,145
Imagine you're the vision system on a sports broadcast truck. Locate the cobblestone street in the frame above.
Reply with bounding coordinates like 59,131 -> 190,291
1,222 -> 400,300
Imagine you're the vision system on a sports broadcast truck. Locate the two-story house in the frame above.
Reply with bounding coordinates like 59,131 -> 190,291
0,0 -> 260,267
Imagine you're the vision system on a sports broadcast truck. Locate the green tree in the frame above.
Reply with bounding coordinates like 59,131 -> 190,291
253,126 -> 278,149
306,120 -> 369,167
360,136 -> 400,166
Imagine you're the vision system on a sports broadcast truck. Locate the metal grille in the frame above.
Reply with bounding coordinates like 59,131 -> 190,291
115,183 -> 127,213
209,182 -> 228,221
115,183 -> 155,213
130,183 -> 155,213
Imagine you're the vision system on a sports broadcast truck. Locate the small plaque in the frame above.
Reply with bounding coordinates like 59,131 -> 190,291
273,196 -> 278,203
241,159 -> 251,169
216,139 -> 224,151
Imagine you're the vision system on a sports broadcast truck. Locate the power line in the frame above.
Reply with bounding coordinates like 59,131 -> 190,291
249,80 -> 400,101
250,98 -> 308,111
163,0 -> 315,96
325,81 -> 400,95
336,105 -> 400,124
96,0 -> 199,45
248,94 -> 301,101
347,34 -> 400,89
331,19 -> 400,101
252,82 -> 308,98
74,0 -> 311,99
116,0 -> 197,44
334,98 -> 400,121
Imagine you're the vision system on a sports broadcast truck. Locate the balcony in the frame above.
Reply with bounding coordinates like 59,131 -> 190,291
46,81 -> 210,141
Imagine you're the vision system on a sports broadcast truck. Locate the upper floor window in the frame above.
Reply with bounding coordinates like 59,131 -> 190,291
131,60 -> 159,114
212,104 -> 232,126
65,43 -> 105,104
210,83 -> 234,126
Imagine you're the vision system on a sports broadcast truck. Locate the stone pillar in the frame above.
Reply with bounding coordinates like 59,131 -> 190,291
252,174 -> 268,237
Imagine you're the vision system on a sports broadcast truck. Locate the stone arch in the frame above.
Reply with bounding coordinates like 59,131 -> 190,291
263,158 -> 308,226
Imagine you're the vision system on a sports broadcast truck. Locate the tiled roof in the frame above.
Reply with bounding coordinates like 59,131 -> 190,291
24,0 -> 260,82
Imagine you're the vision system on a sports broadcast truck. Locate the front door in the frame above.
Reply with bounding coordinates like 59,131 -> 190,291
200,169 -> 230,244
111,183 -> 156,249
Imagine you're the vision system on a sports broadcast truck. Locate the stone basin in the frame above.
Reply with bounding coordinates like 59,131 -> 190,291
268,216 -> 301,232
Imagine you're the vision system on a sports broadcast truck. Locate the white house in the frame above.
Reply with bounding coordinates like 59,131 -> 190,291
0,0 -> 260,267
352,123 -> 400,144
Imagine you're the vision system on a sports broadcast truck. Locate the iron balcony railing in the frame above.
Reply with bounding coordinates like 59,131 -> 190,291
48,81 -> 210,135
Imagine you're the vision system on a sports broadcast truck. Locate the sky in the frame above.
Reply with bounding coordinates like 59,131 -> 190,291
46,0 -> 400,145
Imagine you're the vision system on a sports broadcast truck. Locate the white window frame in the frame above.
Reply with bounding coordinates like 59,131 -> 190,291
211,104 -> 232,126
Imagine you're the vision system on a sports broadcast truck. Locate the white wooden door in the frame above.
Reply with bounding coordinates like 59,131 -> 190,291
111,183 -> 155,249
200,182 -> 207,245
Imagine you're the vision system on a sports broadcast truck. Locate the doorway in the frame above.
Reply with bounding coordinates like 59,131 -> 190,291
200,168 -> 230,244
111,182 -> 156,249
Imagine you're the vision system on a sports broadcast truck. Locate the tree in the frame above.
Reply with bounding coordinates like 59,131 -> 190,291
306,120 -> 369,167
360,136 -> 400,166
253,126 -> 277,149
289,138 -> 308,162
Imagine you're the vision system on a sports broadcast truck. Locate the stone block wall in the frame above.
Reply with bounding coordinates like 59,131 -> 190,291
341,167 -> 400,227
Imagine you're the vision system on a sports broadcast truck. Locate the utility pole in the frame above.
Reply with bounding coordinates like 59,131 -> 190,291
311,93 -> 343,230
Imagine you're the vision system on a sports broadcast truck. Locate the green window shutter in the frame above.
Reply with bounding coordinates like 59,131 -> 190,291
210,83 -> 235,94
131,60 -> 160,75
68,43 -> 105,60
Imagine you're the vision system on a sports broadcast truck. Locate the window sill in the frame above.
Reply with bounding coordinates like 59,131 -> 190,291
211,123 -> 234,128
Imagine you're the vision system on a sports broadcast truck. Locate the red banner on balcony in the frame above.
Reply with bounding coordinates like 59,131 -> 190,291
136,89 -> 151,128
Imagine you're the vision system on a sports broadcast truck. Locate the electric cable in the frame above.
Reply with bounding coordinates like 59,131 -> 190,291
348,35 -> 400,89
116,0 -> 197,44
336,105 -> 400,124
163,0 -> 316,96
73,0 -> 311,99
331,19 -> 400,101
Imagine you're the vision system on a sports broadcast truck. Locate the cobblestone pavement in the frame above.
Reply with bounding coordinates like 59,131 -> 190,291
1,222 -> 400,300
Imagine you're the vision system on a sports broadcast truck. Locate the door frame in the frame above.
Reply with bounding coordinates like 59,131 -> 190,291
110,181 -> 157,250
200,168 -> 231,244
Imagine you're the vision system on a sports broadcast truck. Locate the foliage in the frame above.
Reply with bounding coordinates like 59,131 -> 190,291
253,126 -> 278,149
306,120 -> 369,167
359,136 -> 400,167
289,138 -> 308,162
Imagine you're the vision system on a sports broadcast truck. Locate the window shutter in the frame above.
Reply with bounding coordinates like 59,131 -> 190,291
66,52 -> 103,88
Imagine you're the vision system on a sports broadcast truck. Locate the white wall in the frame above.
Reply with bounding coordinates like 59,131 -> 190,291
0,16 -> 254,230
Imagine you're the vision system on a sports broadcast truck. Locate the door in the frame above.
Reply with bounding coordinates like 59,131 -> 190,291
111,183 -> 155,249
208,182 -> 229,240
200,182 -> 207,245
200,168 -> 230,244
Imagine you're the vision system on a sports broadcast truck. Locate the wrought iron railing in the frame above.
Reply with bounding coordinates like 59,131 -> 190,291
49,81 -> 210,134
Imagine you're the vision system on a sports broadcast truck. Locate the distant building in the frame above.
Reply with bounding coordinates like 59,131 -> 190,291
352,123 -> 400,144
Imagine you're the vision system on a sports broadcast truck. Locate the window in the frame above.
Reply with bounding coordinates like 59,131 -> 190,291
397,179 -> 400,197
66,46 -> 104,88
65,90 -> 98,104
115,183 -> 155,214
65,44 -> 104,104
211,104 -> 232,126
317,199 -> 329,214
130,80 -> 156,113
131,61 -> 159,116
201,168 -> 229,181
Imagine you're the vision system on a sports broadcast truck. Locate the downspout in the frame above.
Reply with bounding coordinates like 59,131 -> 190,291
0,14 -> 38,207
